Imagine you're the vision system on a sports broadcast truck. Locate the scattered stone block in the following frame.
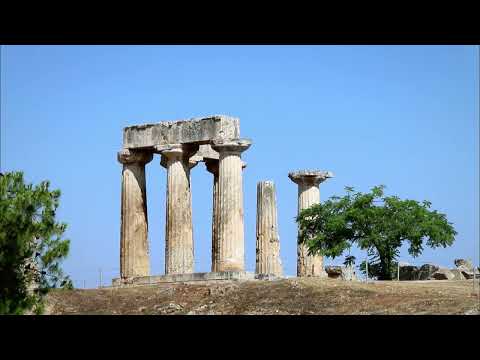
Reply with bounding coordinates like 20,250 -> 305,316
453,258 -> 479,279
325,265 -> 357,281
457,267 -> 478,280
431,268 -> 455,280
399,265 -> 420,280
325,266 -> 342,279
454,259 -> 473,269
449,269 -> 466,280
418,263 -> 440,280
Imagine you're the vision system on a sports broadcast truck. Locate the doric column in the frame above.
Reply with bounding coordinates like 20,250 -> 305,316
212,139 -> 251,272
288,170 -> 334,277
159,144 -> 198,274
206,158 -> 247,272
256,181 -> 283,276
118,149 -> 153,279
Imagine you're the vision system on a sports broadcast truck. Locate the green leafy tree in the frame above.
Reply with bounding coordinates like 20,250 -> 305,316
296,185 -> 456,280
0,171 -> 73,315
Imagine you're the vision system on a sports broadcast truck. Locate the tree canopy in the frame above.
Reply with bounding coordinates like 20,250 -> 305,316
0,171 -> 72,314
296,185 -> 457,280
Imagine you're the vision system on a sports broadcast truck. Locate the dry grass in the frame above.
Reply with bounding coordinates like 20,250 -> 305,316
44,278 -> 480,315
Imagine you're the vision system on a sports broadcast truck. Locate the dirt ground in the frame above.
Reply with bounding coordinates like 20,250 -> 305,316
45,278 -> 480,315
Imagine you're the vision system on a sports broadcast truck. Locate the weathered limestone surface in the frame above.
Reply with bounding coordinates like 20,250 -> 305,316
161,145 -> 198,274
118,149 -> 153,278
256,181 -> 283,276
289,170 -> 333,277
212,139 -> 251,272
123,115 -> 240,150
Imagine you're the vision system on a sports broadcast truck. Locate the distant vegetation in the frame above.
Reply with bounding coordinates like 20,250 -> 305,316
0,171 -> 72,315
297,185 -> 457,280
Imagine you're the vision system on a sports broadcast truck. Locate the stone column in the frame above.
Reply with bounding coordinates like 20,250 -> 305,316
288,170 -> 333,277
256,181 -> 283,276
206,159 -> 247,272
212,139 -> 251,272
160,144 -> 198,275
118,149 -> 153,279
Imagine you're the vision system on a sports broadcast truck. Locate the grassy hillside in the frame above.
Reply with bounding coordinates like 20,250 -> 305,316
45,278 -> 480,315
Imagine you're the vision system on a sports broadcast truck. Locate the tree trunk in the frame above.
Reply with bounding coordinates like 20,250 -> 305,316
378,254 -> 392,280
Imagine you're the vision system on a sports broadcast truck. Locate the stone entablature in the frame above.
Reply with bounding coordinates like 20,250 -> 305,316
123,115 -> 240,150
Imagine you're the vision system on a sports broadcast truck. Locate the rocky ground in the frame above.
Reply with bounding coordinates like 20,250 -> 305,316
44,278 -> 480,315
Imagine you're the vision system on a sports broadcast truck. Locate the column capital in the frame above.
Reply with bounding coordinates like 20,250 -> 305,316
156,144 -> 200,168
118,149 -> 153,165
211,138 -> 252,155
159,145 -> 184,160
288,170 -> 334,186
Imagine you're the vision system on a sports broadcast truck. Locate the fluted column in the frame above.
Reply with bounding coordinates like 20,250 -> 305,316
288,170 -> 334,277
207,159 -> 247,272
256,181 -> 283,276
160,144 -> 198,274
212,139 -> 252,272
118,149 -> 153,279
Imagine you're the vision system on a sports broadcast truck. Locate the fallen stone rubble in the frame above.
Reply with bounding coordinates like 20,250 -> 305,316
399,258 -> 479,281
325,265 -> 357,281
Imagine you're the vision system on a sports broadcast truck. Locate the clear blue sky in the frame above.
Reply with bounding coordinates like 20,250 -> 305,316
1,45 -> 478,287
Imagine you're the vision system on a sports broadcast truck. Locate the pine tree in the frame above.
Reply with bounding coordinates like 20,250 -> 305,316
0,171 -> 73,314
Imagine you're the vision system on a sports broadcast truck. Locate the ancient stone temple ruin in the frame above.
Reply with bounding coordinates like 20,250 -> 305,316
114,116 -> 253,285
113,114 -> 338,286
